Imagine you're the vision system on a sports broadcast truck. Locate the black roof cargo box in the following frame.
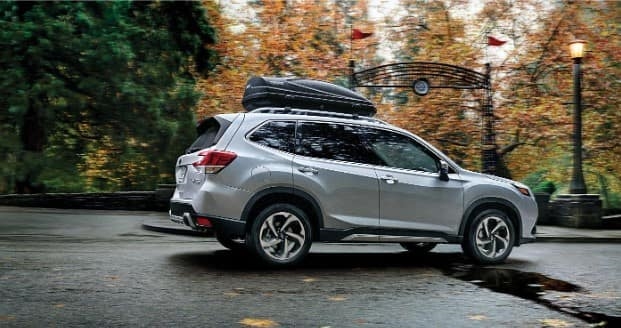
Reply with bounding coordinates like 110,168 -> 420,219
242,76 -> 376,117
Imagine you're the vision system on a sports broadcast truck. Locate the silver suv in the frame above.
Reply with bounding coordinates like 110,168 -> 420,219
170,79 -> 537,266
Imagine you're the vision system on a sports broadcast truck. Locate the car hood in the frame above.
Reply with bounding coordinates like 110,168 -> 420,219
460,169 -> 530,190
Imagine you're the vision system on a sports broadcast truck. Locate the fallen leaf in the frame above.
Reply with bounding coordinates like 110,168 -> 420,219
0,315 -> 15,321
53,304 -> 65,309
328,295 -> 347,302
302,277 -> 317,283
539,319 -> 574,327
239,318 -> 279,327
468,315 -> 487,321
104,275 -> 120,281
223,292 -> 239,297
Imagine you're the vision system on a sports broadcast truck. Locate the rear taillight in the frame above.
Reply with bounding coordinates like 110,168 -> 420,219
195,216 -> 213,228
192,150 -> 237,174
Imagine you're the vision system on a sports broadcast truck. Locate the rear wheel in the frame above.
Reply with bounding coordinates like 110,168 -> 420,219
462,209 -> 515,264
400,242 -> 437,253
246,204 -> 312,266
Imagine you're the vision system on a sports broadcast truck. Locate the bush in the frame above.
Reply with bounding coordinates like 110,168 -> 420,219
533,181 -> 556,194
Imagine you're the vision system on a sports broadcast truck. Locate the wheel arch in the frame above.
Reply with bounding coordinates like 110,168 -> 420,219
241,187 -> 323,240
459,198 -> 523,246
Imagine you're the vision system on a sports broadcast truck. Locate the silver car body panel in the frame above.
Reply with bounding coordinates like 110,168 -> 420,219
459,170 -> 538,241
376,167 -> 464,234
292,155 -> 380,230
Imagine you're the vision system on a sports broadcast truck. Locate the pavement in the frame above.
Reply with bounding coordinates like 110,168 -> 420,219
142,216 -> 621,243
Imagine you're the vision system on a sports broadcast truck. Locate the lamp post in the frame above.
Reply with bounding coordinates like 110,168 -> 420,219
550,39 -> 601,228
569,40 -> 587,194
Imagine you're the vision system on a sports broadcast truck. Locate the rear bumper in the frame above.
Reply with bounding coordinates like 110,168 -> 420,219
169,202 -> 203,230
169,202 -> 246,237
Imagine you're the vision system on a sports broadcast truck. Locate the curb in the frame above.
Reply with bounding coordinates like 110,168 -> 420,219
534,236 -> 621,243
0,192 -> 169,212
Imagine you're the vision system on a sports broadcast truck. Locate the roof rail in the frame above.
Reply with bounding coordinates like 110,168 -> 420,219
250,107 -> 386,124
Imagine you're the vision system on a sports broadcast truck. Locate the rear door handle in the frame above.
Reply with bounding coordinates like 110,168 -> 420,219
298,167 -> 319,175
380,175 -> 398,184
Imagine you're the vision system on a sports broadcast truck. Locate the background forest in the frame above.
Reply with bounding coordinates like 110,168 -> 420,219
1,1 -> 619,208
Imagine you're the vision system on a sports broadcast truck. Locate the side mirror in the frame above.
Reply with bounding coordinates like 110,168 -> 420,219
439,161 -> 449,181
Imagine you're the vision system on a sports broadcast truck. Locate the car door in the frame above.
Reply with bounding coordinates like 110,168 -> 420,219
292,121 -> 381,232
366,128 -> 464,235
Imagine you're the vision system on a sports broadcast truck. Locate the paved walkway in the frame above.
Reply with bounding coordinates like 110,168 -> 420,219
142,217 -> 621,243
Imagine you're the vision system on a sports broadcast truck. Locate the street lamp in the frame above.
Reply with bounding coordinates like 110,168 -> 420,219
569,39 -> 587,194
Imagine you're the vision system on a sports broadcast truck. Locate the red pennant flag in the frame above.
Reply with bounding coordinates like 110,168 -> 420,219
352,28 -> 373,40
488,36 -> 507,46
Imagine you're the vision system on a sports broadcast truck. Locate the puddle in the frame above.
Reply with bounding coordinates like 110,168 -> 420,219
442,264 -> 620,327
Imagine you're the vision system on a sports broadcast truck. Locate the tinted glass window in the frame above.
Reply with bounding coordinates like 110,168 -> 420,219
295,122 -> 382,165
186,117 -> 231,153
248,121 -> 295,153
366,129 -> 439,173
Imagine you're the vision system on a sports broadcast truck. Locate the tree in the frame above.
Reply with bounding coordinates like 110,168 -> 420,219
478,0 -> 621,194
197,0 -> 620,199
373,0 -> 620,190
365,0 -> 483,169
0,1 -> 216,193
196,0 -> 371,118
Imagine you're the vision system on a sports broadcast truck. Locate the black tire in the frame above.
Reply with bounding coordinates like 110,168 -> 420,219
246,203 -> 312,266
462,209 -> 515,264
400,242 -> 437,253
215,232 -> 246,252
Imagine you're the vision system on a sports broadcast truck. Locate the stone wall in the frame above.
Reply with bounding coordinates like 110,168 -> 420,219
549,194 -> 603,228
0,185 -> 175,212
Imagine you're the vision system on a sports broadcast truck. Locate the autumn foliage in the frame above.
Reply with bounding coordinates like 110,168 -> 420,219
198,0 -> 620,205
1,0 -> 619,205
197,0 -> 372,118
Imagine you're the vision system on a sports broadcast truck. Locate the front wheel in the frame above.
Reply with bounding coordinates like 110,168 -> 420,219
462,209 -> 515,264
246,204 -> 312,266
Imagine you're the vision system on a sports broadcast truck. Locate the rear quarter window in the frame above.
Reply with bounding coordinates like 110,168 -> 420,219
186,117 -> 232,153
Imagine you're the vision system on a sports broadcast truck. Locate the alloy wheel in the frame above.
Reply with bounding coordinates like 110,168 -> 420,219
259,211 -> 307,261
475,216 -> 511,259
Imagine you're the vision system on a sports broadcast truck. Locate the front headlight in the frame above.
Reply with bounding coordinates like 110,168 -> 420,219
512,184 -> 531,197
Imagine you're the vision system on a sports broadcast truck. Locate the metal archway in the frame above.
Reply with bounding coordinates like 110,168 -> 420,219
351,62 -> 498,175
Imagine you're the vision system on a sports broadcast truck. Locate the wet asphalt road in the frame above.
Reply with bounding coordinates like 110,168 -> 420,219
0,207 -> 619,327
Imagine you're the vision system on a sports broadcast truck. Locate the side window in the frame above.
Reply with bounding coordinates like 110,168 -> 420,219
248,121 -> 295,153
367,129 -> 439,173
295,122 -> 381,165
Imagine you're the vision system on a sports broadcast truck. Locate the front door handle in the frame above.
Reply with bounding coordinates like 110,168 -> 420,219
380,175 -> 398,184
298,167 -> 319,175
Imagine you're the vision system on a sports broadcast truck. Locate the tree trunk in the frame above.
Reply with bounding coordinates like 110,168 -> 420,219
15,103 -> 46,193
